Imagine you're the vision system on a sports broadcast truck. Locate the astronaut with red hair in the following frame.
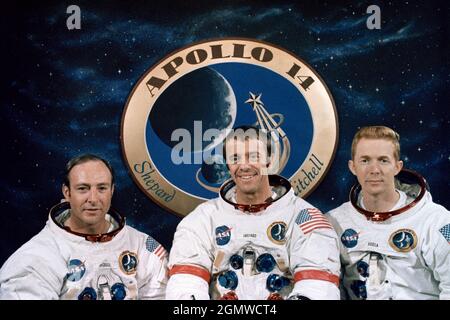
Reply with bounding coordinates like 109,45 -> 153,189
328,126 -> 450,300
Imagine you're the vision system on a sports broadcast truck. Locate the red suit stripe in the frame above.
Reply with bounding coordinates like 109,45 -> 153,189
294,270 -> 339,287
169,265 -> 211,283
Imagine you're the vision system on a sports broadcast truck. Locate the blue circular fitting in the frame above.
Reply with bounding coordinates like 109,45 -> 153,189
111,283 -> 127,300
229,254 -> 243,270
218,270 -> 238,290
78,287 -> 97,300
266,274 -> 290,292
256,253 -> 276,273
356,260 -> 369,278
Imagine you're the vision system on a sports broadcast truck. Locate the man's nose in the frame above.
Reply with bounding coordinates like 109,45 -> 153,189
369,162 -> 381,174
238,160 -> 252,169
87,189 -> 99,202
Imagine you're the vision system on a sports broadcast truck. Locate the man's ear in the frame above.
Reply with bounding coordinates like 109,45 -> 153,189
62,184 -> 70,201
265,153 -> 276,175
395,160 -> 403,176
348,160 -> 357,176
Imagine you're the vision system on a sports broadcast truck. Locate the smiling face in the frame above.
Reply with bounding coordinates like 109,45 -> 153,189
225,137 -> 272,204
62,160 -> 114,234
349,138 -> 403,198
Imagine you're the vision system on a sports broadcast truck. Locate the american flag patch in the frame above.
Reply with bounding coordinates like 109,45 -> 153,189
146,236 -> 167,259
439,224 -> 450,243
295,208 -> 333,234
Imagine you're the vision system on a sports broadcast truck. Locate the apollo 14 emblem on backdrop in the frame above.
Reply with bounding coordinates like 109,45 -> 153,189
121,38 -> 338,216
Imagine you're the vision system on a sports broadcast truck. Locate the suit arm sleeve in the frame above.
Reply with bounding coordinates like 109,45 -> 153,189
288,210 -> 341,300
166,208 -> 213,300
422,217 -> 450,300
136,236 -> 169,300
0,253 -> 63,300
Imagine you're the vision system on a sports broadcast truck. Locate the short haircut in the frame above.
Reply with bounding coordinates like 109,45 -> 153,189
222,125 -> 272,162
351,126 -> 401,160
63,154 -> 115,187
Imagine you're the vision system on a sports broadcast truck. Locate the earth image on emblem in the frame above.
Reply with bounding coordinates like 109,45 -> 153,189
201,154 -> 230,184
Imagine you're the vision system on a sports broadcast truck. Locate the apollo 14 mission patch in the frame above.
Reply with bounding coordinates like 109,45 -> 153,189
119,250 -> 139,275
267,221 -> 287,245
389,229 -> 418,252
121,38 -> 338,217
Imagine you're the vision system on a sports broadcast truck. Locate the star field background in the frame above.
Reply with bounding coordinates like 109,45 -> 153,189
1,0 -> 449,265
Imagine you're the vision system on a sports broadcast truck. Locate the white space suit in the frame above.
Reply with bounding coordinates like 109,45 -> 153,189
166,176 -> 341,300
0,202 -> 168,300
328,169 -> 450,300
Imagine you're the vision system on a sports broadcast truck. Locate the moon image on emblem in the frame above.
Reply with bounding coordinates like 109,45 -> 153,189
149,67 -> 237,152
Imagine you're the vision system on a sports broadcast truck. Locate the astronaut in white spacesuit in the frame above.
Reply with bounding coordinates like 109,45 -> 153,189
0,154 -> 168,300
166,126 -> 341,300
328,126 -> 450,300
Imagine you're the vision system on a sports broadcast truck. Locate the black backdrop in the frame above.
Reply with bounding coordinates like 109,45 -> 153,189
1,0 -> 449,265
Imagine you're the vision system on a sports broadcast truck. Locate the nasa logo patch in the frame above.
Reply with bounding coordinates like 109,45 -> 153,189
389,229 -> 417,252
215,225 -> 232,246
66,259 -> 86,282
341,229 -> 359,248
267,221 -> 287,245
119,251 -> 139,275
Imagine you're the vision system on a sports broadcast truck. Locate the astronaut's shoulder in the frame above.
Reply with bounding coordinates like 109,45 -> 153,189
327,201 -> 352,218
1,227 -> 62,273
419,198 -> 450,227
122,224 -> 167,250
412,200 -> 450,246
424,198 -> 449,215
124,226 -> 166,255
19,225 -> 58,254
291,196 -> 320,211
191,198 -> 220,216
122,224 -> 149,241
290,197 -> 335,222
176,198 -> 219,227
